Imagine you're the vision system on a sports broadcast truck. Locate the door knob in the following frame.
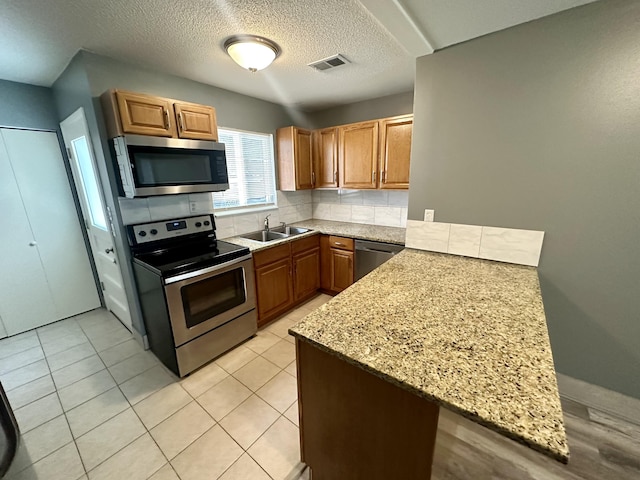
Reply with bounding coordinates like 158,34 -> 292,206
105,247 -> 114,254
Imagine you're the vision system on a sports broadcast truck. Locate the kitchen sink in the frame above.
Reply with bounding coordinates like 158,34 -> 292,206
241,230 -> 289,242
239,226 -> 312,243
271,226 -> 311,235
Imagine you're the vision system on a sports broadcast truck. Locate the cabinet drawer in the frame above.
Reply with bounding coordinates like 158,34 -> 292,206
253,243 -> 291,268
291,234 -> 320,255
328,236 -> 354,251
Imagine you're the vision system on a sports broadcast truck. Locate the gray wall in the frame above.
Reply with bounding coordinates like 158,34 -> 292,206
308,90 -> 414,129
0,79 -> 59,130
409,0 -> 640,399
81,52 -> 297,135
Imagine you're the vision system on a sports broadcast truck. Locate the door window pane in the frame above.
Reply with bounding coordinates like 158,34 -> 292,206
72,136 -> 107,230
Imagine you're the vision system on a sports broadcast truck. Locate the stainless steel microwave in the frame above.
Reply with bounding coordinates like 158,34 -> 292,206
113,134 -> 229,198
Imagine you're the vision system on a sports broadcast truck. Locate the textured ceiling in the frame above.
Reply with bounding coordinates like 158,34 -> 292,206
0,0 -> 598,111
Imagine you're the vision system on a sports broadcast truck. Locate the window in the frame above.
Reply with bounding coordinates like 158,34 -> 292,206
213,127 -> 277,211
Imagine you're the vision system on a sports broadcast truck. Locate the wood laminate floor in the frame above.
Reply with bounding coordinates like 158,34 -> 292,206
432,397 -> 640,479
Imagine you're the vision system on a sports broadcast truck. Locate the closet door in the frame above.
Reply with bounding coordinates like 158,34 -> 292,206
0,132 -> 57,335
2,129 -> 100,324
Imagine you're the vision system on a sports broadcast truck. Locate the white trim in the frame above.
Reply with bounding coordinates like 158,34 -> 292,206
557,373 -> 640,425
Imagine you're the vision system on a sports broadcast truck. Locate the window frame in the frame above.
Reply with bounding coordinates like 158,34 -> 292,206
213,126 -> 278,216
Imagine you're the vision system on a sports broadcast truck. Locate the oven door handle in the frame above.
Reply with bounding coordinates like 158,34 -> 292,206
164,253 -> 253,285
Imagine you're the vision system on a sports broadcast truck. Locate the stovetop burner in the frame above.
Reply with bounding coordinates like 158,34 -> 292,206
127,214 -> 250,277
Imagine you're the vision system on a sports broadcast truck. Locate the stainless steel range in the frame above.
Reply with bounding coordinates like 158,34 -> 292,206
128,214 -> 256,377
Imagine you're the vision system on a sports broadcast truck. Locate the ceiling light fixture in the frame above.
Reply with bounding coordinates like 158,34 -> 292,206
224,35 -> 281,72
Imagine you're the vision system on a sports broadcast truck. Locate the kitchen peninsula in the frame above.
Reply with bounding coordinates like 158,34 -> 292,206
290,249 -> 568,479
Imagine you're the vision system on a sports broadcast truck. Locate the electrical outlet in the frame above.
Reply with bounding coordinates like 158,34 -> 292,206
189,201 -> 198,213
424,209 -> 435,222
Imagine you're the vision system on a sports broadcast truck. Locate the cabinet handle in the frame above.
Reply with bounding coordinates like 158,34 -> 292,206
164,110 -> 170,129
311,171 -> 315,186
372,171 -> 376,183
105,247 -> 114,254
28,241 -> 37,247
334,171 -> 337,184
334,242 -> 344,247
178,112 -> 184,131
382,170 -> 386,183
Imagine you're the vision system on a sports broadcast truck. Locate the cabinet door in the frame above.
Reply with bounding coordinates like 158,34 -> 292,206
115,90 -> 177,137
293,248 -> 320,301
277,127 -> 313,191
379,115 -> 412,189
174,102 -> 218,141
295,128 -> 314,189
314,128 -> 338,188
255,258 -> 293,326
331,249 -> 354,293
339,121 -> 379,189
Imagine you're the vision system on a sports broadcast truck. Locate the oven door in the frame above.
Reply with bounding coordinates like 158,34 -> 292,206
164,255 -> 256,347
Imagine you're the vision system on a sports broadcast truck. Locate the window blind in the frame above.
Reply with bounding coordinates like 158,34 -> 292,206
213,128 -> 277,211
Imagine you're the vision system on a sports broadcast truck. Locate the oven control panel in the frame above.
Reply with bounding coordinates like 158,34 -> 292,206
130,215 -> 215,244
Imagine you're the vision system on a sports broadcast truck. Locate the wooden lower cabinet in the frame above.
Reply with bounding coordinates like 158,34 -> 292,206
330,249 -> 353,292
320,235 -> 354,295
254,257 -> 293,326
296,339 -> 440,479
253,235 -> 320,327
292,235 -> 320,302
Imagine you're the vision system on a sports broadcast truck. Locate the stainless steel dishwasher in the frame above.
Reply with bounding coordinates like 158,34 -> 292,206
355,239 -> 404,281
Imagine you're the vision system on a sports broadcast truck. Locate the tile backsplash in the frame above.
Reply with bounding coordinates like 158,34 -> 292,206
214,191 -> 313,239
312,190 -> 408,227
405,220 -> 545,267
118,189 -> 407,238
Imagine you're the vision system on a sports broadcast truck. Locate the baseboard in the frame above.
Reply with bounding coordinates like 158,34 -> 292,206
557,373 -> 640,425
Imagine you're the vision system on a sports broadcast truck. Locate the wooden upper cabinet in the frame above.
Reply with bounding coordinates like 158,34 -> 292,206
339,121 -> 379,189
277,126 -> 314,191
379,115 -> 412,190
115,90 -> 177,137
101,89 -> 218,140
313,128 -> 338,188
174,102 -> 218,141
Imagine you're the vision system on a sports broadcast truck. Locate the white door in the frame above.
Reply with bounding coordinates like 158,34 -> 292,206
60,109 -> 132,330
0,128 -> 100,335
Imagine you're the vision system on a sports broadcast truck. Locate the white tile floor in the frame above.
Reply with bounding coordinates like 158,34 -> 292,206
0,294 -> 332,480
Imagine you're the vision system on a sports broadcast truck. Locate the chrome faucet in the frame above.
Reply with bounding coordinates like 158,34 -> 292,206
263,214 -> 271,231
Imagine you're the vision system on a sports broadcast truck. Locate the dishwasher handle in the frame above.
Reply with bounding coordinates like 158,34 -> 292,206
357,246 -> 400,254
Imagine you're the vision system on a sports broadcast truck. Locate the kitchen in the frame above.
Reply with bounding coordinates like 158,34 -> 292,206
1,0 -> 639,479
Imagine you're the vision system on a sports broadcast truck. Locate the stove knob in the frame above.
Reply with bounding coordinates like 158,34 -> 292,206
150,229 -> 158,235
138,230 -> 147,237
195,222 -> 202,227
204,220 -> 211,226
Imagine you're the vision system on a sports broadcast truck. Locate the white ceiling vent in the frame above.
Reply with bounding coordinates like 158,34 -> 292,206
308,54 -> 350,71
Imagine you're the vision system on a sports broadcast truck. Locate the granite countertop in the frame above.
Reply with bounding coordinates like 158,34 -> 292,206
289,249 -> 569,463
223,219 -> 405,252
